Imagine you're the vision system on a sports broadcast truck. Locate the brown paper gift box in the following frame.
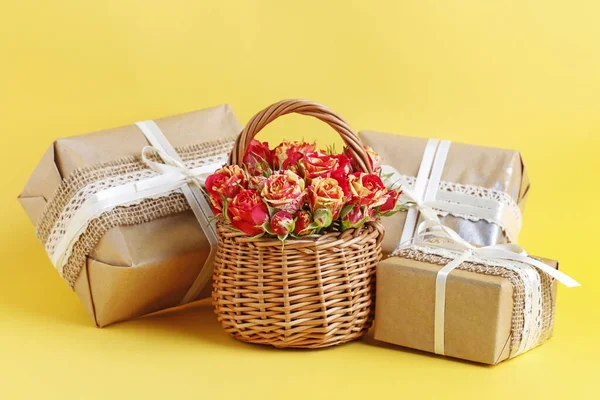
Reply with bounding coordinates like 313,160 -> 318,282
374,254 -> 558,364
18,105 -> 242,327
359,130 -> 530,251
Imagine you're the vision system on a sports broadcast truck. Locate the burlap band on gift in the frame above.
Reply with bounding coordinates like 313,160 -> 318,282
36,137 -> 236,288
394,247 -> 556,356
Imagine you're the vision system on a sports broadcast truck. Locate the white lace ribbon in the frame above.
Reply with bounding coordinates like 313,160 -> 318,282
51,120 -> 223,305
395,220 -> 580,357
383,139 -> 523,247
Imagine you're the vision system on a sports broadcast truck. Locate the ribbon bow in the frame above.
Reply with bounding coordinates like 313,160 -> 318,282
408,220 -> 580,288
395,220 -> 580,356
383,166 -> 442,223
135,146 -> 219,193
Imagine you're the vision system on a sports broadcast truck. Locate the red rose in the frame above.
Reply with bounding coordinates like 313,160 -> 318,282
332,154 -> 353,175
205,165 -> 247,213
330,167 -> 350,196
272,141 -> 316,171
227,189 -> 268,236
270,211 -> 295,236
243,139 -> 273,176
379,189 -> 401,212
294,210 -> 316,236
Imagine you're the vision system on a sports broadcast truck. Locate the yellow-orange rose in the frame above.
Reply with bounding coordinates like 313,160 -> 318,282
308,176 -> 345,219
347,172 -> 387,208
261,170 -> 306,213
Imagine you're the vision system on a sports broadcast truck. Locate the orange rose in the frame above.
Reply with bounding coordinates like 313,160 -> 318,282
299,152 -> 339,184
347,173 -> 387,208
261,170 -> 306,214
308,176 -> 345,219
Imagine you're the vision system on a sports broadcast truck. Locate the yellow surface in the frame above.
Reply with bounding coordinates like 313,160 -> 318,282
1,1 -> 598,399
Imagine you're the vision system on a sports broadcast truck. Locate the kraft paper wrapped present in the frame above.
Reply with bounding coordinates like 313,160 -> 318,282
374,223 -> 579,364
19,105 -> 242,327
360,130 -> 530,253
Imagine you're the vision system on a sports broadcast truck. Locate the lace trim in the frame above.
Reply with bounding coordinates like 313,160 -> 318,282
39,137 -> 233,258
44,153 -> 228,256
399,174 -> 522,231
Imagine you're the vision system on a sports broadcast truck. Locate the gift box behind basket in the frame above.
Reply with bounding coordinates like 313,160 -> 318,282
19,105 -> 242,327
360,131 -> 530,252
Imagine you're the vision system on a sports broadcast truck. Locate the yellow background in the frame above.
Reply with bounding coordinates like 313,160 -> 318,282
1,1 -> 598,399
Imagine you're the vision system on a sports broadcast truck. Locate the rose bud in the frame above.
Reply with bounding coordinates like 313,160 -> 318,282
379,188 -> 402,213
270,211 -> 296,236
347,173 -> 387,208
313,208 -> 333,229
227,189 -> 269,236
243,139 -> 274,176
272,141 -> 316,170
205,165 -> 247,213
307,176 -> 345,219
261,170 -> 306,214
341,205 -> 370,230
298,151 -> 339,184
365,146 -> 383,174
294,210 -> 316,236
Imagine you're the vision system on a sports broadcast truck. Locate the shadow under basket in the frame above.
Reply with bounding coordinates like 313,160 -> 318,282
212,221 -> 383,348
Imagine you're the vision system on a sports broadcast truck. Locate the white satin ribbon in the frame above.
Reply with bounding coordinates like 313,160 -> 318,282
397,139 -> 444,246
398,220 -> 580,356
51,120 -> 223,306
135,120 -> 219,305
383,138 -> 522,247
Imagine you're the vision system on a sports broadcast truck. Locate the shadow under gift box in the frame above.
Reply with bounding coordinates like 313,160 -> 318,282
18,105 -> 242,327
374,255 -> 558,364
359,131 -> 530,251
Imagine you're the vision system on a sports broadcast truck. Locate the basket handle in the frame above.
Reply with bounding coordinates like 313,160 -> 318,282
229,99 -> 372,173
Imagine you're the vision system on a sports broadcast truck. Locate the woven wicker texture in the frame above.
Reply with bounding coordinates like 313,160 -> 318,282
213,99 -> 384,348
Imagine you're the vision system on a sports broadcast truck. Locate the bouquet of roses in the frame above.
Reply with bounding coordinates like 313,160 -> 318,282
205,139 -> 403,241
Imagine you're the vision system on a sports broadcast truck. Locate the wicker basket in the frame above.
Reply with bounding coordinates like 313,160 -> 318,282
212,99 -> 384,348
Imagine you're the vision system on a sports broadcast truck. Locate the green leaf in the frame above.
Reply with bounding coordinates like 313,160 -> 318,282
339,203 -> 355,219
265,202 -> 280,217
221,196 -> 230,222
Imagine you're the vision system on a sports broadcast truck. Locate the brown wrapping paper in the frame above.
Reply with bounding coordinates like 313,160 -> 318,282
19,105 -> 242,327
359,130 -> 530,251
374,255 -> 558,364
